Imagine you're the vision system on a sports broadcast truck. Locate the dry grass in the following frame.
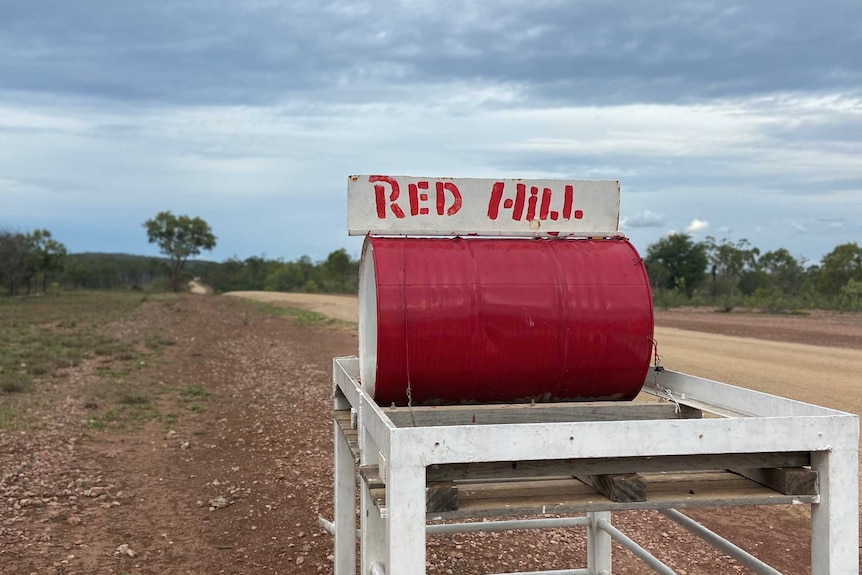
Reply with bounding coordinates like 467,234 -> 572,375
0,292 -> 143,393
0,291 -> 199,430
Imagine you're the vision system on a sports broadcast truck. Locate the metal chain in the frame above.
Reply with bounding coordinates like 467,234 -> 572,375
649,337 -> 679,413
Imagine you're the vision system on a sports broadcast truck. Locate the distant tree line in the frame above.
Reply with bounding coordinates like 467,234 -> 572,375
196,249 -> 359,294
645,234 -> 862,311
0,229 -> 67,295
4,223 -> 861,311
58,250 -> 359,294
62,253 -> 166,290
0,227 -> 358,295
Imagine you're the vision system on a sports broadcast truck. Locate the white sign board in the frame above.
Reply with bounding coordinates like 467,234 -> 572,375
348,175 -> 620,237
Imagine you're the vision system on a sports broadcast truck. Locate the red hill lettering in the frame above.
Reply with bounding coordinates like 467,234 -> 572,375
487,182 -> 583,222
371,176 -> 463,219
370,176 -> 585,223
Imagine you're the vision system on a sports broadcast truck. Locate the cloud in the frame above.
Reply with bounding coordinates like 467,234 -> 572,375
791,223 -> 808,233
1,1 -> 861,264
684,219 -> 710,234
622,210 -> 666,228
1,1 -> 861,108
818,218 -> 845,230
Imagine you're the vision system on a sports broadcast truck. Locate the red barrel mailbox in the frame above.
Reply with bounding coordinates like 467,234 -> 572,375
359,236 -> 654,405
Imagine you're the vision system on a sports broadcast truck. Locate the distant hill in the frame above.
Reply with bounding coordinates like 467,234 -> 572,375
69,252 -> 217,265
56,250 -> 360,295
63,252 -> 217,290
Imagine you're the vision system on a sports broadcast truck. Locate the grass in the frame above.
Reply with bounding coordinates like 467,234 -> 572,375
143,334 -> 178,351
0,403 -> 18,428
161,412 -> 179,432
0,291 -> 185,430
254,302 -> 349,327
0,291 -> 219,433
86,416 -> 108,430
182,383 -> 210,398
118,392 -> 150,405
176,383 -> 211,413
0,292 -> 147,395
1,374 -> 31,394
81,376 -> 175,431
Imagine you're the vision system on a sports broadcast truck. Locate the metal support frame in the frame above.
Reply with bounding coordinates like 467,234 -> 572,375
658,509 -> 782,575
426,516 -> 590,535
596,518 -> 673,575
485,570 -> 588,575
332,356 -> 859,575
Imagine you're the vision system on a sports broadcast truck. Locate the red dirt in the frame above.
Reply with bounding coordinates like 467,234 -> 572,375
2,295 -> 859,574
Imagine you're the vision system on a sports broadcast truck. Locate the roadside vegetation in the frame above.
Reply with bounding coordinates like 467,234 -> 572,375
1,216 -> 357,296
253,301 -> 349,327
0,218 -> 352,429
0,291 -> 212,432
2,220 -> 859,316
0,292 -> 140,394
55,248 -> 359,294
645,235 -> 862,312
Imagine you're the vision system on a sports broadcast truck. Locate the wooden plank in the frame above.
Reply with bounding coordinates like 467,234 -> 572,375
457,478 -> 593,501
426,482 -> 458,513
365,465 -> 819,519
360,467 -> 387,508
369,487 -> 386,508
341,430 -> 359,461
426,451 -> 810,482
427,471 -> 818,520
334,411 -> 360,463
642,471 -> 758,495
359,466 -> 384,489
575,473 -> 646,502
361,467 -> 460,513
384,402 -> 702,427
731,467 -> 819,496
334,410 -> 353,428
455,471 -> 771,504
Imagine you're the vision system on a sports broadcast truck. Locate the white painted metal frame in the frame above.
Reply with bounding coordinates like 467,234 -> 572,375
332,356 -> 859,575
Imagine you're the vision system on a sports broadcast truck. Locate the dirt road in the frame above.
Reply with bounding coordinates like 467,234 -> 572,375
655,326 -> 862,411
225,291 -> 358,323
226,290 -> 862,408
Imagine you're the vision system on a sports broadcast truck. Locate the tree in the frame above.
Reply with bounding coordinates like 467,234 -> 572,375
704,236 -> 760,298
0,229 -> 66,295
265,262 -> 305,292
28,229 -> 67,293
644,233 -> 708,297
320,248 -> 358,292
144,212 -> 216,292
0,230 -> 27,295
817,242 -> 862,297
840,279 -> 862,310
758,248 -> 804,296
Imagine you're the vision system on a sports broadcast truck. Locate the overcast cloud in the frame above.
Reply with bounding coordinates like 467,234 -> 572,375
1,0 -> 860,263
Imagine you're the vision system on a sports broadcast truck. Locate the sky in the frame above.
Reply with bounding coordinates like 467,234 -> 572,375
1,0 -> 861,265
